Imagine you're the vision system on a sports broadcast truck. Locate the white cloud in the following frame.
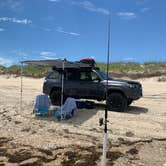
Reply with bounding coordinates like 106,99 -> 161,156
123,57 -> 135,62
68,32 -> 80,36
49,0 -> 110,15
42,28 -> 52,32
56,27 -> 80,36
0,17 -> 32,24
41,26 -> 79,36
0,0 -> 23,12
0,28 -> 4,32
141,7 -> 151,13
40,51 -> 56,59
40,51 -> 57,59
97,8 -> 110,15
117,12 -> 137,20
0,57 -> 13,66
40,51 -> 56,56
72,1 -> 110,15
78,1 -> 96,12
136,0 -> 148,5
40,56 -> 55,60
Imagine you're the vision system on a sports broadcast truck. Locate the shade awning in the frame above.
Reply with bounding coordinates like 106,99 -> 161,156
22,59 -> 92,69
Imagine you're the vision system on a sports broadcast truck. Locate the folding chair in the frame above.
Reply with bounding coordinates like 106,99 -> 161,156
54,97 -> 77,119
33,94 -> 50,116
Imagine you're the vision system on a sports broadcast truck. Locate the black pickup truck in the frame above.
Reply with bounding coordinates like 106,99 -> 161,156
43,60 -> 142,112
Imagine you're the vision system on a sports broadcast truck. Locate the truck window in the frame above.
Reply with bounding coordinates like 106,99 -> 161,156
66,70 -> 78,81
91,71 -> 100,81
47,71 -> 60,79
80,71 -> 92,81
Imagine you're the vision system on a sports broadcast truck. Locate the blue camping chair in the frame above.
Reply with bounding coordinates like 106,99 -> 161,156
33,95 -> 50,116
54,97 -> 77,119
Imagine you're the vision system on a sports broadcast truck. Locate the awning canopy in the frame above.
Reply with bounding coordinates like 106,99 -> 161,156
22,59 -> 92,69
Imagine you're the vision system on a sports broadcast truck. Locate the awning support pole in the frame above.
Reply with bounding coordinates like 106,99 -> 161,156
20,62 -> 23,111
60,60 -> 64,120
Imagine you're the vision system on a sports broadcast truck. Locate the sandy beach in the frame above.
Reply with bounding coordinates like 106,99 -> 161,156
0,75 -> 166,166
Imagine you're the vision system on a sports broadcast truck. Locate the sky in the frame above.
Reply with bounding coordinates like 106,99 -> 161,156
0,0 -> 166,66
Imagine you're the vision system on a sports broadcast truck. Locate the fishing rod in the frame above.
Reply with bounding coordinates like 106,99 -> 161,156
100,19 -> 111,166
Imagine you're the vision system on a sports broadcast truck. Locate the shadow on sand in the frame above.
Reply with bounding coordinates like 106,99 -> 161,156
94,103 -> 148,115
33,102 -> 148,125
34,108 -> 98,125
125,106 -> 148,114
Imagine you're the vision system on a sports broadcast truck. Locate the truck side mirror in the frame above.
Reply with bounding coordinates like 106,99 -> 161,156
93,78 -> 101,82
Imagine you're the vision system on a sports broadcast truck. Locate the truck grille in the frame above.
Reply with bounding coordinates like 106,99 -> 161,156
133,83 -> 142,89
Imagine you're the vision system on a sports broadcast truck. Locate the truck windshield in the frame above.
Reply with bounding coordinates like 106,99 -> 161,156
96,70 -> 112,80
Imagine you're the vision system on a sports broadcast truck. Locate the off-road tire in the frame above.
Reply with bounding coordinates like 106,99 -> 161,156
107,92 -> 127,112
127,99 -> 133,106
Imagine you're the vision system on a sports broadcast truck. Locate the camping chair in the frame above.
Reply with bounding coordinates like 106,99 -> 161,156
62,97 -> 77,119
54,97 -> 77,119
33,94 -> 50,116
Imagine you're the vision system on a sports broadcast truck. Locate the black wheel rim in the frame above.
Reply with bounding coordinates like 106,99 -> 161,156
109,96 -> 124,110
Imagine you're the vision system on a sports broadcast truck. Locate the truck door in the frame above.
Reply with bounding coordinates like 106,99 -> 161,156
78,70 -> 103,98
64,69 -> 80,97
89,71 -> 104,98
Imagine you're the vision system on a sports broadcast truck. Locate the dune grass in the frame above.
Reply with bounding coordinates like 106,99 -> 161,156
97,62 -> 144,72
0,62 -> 166,79
0,65 -> 50,78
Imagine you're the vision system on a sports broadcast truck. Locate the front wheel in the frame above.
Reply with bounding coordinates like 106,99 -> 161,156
107,93 -> 127,112
127,99 -> 133,106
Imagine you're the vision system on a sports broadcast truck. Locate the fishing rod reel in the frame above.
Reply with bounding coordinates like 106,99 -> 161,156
99,117 -> 109,126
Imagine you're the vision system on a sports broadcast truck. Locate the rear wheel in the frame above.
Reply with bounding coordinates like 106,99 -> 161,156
50,90 -> 67,106
107,92 -> 127,112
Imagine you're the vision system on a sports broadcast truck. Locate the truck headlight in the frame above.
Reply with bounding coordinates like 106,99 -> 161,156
126,84 -> 135,88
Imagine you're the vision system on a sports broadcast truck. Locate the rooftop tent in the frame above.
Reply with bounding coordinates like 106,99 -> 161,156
20,59 -> 92,120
